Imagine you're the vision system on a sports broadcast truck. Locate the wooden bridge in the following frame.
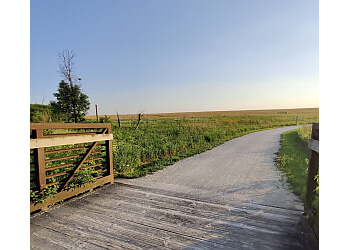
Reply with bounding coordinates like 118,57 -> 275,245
30,124 -> 317,249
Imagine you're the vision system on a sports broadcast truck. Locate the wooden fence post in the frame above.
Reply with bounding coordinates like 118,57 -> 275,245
306,122 -> 319,207
95,104 -> 99,121
106,123 -> 114,182
32,129 -> 46,192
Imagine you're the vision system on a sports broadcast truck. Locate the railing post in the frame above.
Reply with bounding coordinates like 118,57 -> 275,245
32,129 -> 46,192
306,122 -> 319,208
106,123 -> 114,181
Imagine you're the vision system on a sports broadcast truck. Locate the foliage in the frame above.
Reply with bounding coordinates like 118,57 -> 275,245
30,185 -> 60,204
275,127 -> 318,227
30,103 -> 66,123
312,173 -> 319,223
65,169 -> 99,190
100,115 -> 112,123
112,113 -> 318,178
50,80 -> 90,123
275,130 -> 309,201
30,104 -> 52,123
297,125 -> 312,145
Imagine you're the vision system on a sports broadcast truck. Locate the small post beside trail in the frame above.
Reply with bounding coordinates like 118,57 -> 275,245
135,113 -> 142,130
296,115 -> 299,125
117,112 -> 121,128
95,104 -> 99,121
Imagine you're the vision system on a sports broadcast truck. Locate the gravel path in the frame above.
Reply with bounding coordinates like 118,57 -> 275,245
117,125 -> 304,210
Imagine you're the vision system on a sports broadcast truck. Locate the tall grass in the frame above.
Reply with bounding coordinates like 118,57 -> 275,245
297,125 -> 312,145
275,125 -> 318,226
112,114 -> 318,178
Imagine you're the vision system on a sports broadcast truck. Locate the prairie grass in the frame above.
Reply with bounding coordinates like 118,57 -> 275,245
297,125 -> 312,145
111,111 -> 318,178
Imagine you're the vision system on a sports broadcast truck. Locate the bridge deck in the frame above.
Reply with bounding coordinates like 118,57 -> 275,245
31,182 -> 311,249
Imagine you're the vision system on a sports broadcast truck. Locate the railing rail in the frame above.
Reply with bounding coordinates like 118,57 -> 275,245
305,122 -> 319,240
306,122 -> 319,203
30,123 -> 114,213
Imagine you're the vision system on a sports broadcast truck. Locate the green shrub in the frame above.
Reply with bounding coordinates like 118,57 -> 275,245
100,115 -> 112,123
30,104 -> 53,123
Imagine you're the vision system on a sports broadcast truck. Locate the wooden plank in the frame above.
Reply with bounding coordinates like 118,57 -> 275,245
45,181 -> 60,187
43,132 -> 97,137
46,170 -> 72,179
308,138 -> 319,153
32,129 -> 46,191
45,153 -> 82,163
306,122 -> 320,209
80,163 -> 104,170
30,123 -> 110,130
44,146 -> 86,155
106,124 -> 114,176
45,163 -> 74,171
31,183 -> 312,249
30,134 -> 113,149
85,157 -> 104,162
311,122 -> 319,140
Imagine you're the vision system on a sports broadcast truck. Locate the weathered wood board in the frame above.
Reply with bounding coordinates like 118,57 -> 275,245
31,183 -> 312,249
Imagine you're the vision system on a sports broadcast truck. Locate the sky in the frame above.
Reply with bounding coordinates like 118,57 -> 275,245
30,0 -> 319,115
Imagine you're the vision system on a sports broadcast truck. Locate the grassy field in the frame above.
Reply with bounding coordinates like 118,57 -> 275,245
107,108 -> 318,178
86,107 -> 318,121
275,125 -> 319,226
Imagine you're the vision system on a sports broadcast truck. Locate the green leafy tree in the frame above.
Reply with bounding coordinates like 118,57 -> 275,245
50,80 -> 90,123
50,50 -> 90,123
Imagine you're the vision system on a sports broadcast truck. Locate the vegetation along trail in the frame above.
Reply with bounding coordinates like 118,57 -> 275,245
109,108 -> 318,178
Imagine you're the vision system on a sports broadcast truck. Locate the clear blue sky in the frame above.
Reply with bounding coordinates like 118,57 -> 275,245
30,0 -> 319,115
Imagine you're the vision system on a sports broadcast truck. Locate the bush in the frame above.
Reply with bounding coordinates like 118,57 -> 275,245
30,104 -> 53,123
100,115 -> 112,123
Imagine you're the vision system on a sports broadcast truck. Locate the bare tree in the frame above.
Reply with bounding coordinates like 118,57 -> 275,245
58,49 -> 75,89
